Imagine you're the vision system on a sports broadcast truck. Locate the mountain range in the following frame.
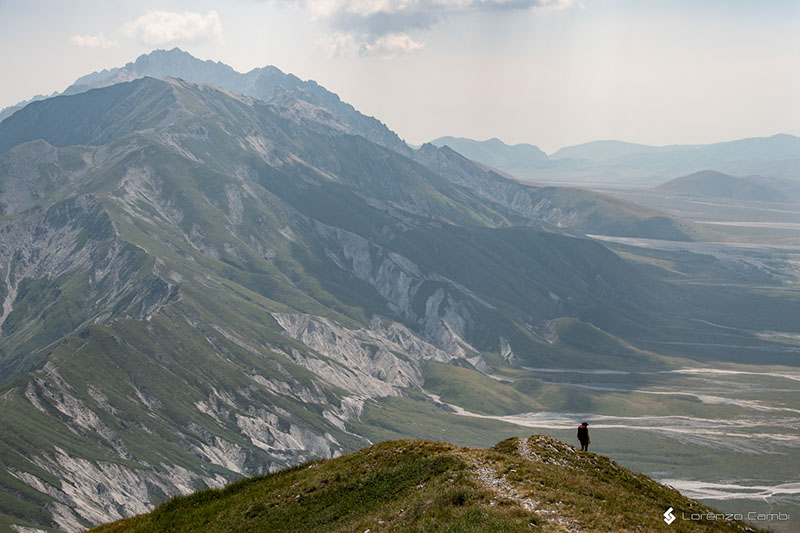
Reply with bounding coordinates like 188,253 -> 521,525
8,50 -> 798,185
0,49 -> 793,531
430,134 -> 800,184
429,136 -> 548,171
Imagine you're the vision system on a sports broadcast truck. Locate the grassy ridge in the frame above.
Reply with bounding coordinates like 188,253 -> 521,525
93,436 -> 758,532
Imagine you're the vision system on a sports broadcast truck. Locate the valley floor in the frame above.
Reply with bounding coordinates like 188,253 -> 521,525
419,362 -> 800,532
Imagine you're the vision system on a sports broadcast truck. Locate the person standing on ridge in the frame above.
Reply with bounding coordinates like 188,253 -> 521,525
577,422 -> 590,451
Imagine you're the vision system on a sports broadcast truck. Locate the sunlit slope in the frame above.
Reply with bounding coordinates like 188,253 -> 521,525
93,436 -> 758,533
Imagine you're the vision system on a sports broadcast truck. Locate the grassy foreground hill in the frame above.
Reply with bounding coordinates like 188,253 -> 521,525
93,436 -> 757,533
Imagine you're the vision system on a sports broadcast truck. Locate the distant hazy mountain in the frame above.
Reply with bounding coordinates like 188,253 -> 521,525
550,140 -> 670,162
428,134 -> 800,183
430,136 -> 548,170
553,134 -> 800,163
420,138 -> 701,237
549,134 -> 800,182
654,170 -> 790,202
63,47 -> 244,94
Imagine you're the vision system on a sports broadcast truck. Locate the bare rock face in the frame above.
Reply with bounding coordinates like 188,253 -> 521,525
10,447 -> 219,533
0,195 -> 177,380
311,219 -> 485,359
272,312 -> 460,399
15,362 -> 232,532
10,329 -> 350,532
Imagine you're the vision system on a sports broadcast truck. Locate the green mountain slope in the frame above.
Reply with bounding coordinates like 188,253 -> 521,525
93,436 -> 758,533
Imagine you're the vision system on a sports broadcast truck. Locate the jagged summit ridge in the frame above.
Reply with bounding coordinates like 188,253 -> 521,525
1,47 -> 409,156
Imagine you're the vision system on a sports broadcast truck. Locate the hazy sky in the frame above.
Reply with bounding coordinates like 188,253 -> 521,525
1,0 -> 799,152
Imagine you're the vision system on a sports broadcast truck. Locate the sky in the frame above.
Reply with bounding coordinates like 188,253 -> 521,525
1,0 -> 799,153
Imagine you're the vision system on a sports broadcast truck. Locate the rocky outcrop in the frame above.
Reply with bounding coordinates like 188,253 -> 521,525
8,336 -> 349,531
15,367 -> 231,532
9,448 -> 221,533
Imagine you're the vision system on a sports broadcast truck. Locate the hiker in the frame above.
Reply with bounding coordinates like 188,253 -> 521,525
577,422 -> 590,451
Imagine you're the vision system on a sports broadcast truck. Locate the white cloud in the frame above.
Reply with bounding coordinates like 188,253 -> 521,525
364,32 -> 425,57
70,33 -> 118,48
123,10 -> 223,46
292,0 -> 576,57
318,31 -> 424,58
317,32 -> 361,57
303,0 -> 576,21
